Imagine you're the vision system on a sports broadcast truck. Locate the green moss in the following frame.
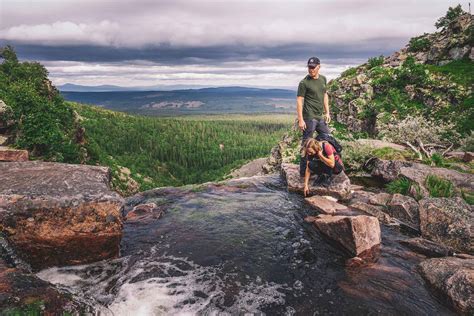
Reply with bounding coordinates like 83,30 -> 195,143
425,174 -> 454,198
1,300 -> 46,316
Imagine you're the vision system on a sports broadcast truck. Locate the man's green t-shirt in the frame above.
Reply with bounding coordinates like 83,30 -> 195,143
297,74 -> 327,120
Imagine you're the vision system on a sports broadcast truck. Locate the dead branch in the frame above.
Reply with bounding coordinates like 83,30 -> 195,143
418,139 -> 431,158
442,143 -> 454,157
406,141 -> 423,160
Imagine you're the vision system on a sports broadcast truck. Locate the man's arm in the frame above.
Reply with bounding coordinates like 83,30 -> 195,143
323,92 -> 331,123
297,96 -> 306,130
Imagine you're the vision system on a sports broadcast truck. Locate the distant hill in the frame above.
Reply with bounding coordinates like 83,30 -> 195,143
61,86 -> 297,115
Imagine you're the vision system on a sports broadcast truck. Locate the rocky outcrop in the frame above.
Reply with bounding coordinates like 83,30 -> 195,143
311,215 -> 381,256
370,158 -> 474,193
0,161 -> 124,270
305,196 -> 349,215
281,163 -> 352,200
419,257 -> 474,314
0,256 -> 91,314
0,147 -> 28,162
419,197 -> 472,254
262,122 -> 299,174
328,13 -> 472,135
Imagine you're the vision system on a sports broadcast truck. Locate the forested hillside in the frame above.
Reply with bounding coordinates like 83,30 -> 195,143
73,103 -> 293,193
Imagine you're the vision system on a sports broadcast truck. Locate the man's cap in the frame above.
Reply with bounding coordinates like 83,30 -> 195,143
307,57 -> 320,67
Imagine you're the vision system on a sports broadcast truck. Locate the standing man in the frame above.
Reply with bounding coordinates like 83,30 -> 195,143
297,57 -> 331,176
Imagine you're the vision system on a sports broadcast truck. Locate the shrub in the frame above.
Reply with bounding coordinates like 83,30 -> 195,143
435,4 -> 464,29
367,55 -> 384,69
425,175 -> 454,198
341,67 -> 357,78
407,36 -> 431,52
378,114 -> 460,147
386,178 -> 412,195
460,131 -> 474,151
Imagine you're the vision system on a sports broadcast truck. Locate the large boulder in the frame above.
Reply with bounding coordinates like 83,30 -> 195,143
419,197 -> 473,254
312,215 -> 381,256
370,159 -> 474,192
0,161 -> 124,270
419,257 -> 473,315
281,163 -> 352,200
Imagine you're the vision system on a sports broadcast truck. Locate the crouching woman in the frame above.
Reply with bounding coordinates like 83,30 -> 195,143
302,138 -> 343,197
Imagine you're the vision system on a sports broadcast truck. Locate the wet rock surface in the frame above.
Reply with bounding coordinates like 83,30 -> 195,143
281,163 -> 352,200
0,161 -> 124,270
0,256 -> 91,314
400,237 -> 454,258
419,257 -> 474,315
419,197 -> 473,254
312,215 -> 381,257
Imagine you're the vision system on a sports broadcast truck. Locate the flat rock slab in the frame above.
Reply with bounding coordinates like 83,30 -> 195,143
419,257 -> 474,314
353,139 -> 407,151
0,147 -> 28,162
281,163 -> 352,201
349,201 -> 392,224
305,196 -> 349,215
400,237 -> 454,258
419,197 -> 472,254
0,161 -> 124,270
313,215 -> 381,257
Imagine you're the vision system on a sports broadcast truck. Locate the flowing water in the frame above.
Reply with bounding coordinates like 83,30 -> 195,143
37,175 -> 454,315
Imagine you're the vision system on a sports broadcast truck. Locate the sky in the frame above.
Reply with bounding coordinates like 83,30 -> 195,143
0,0 -> 469,89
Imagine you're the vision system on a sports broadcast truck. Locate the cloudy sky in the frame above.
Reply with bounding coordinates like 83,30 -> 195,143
0,0 -> 468,89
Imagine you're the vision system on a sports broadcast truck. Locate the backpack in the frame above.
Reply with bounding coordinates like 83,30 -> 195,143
321,141 -> 344,175
316,133 -> 343,157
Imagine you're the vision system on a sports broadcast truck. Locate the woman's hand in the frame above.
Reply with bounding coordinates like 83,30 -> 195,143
304,185 -> 309,197
317,149 -> 324,158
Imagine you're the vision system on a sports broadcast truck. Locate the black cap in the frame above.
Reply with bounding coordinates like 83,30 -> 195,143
307,57 -> 320,67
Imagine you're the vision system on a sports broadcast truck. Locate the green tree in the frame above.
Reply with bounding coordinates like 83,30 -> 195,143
435,4 -> 464,29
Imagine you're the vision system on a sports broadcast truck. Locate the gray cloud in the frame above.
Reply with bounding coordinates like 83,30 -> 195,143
0,0 -> 467,87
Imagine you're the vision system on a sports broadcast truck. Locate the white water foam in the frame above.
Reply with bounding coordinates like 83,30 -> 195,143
37,247 -> 287,315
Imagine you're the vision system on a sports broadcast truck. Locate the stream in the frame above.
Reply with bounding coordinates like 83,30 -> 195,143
37,175 -> 454,315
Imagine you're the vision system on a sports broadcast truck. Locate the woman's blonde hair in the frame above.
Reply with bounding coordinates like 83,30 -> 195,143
301,138 -> 322,157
